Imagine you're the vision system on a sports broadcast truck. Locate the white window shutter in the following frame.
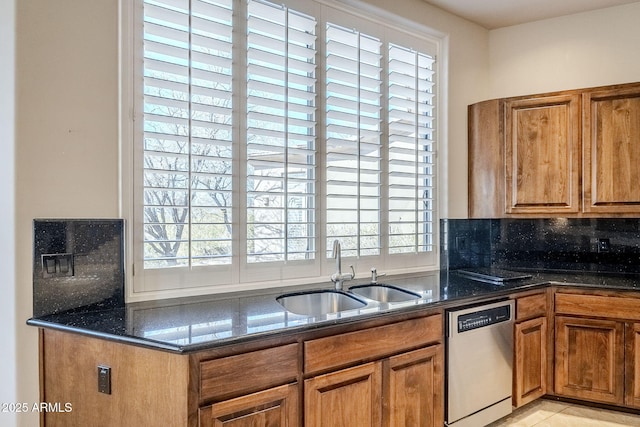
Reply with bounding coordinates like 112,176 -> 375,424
134,0 -> 439,295
142,0 -> 234,268
246,0 -> 317,263
388,43 -> 435,254
325,23 -> 382,258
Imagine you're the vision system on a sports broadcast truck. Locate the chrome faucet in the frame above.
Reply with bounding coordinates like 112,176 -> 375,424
330,239 -> 355,290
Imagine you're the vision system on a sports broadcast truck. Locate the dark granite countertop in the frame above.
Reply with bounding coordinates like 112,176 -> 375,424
27,270 -> 640,353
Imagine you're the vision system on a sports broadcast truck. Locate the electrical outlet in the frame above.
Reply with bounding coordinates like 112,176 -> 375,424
597,238 -> 611,253
97,365 -> 111,394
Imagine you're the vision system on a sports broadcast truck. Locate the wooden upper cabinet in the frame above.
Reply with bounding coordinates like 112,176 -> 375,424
504,95 -> 581,215
468,99 -> 503,218
468,81 -> 640,218
583,85 -> 640,214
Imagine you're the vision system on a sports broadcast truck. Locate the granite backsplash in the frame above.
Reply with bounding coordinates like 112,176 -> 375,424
441,218 -> 640,275
33,219 -> 125,317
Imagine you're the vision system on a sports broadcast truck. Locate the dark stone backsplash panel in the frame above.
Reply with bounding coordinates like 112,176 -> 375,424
441,218 -> 640,275
33,219 -> 125,317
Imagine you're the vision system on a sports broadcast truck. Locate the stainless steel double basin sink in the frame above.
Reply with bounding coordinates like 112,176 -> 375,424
276,284 -> 422,316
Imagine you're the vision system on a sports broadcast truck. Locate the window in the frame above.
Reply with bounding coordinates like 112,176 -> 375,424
129,0 -> 440,296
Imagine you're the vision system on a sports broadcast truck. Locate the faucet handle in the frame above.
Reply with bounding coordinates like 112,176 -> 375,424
348,265 -> 355,280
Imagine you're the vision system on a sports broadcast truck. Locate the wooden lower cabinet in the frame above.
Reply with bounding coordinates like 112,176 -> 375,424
554,316 -> 625,405
41,329 -> 190,427
304,344 -> 444,427
200,384 -> 299,427
514,316 -> 547,407
384,345 -> 444,427
625,322 -> 640,408
40,314 -> 444,427
305,362 -> 382,427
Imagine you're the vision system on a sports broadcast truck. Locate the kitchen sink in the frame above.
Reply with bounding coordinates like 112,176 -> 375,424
349,284 -> 421,303
276,290 -> 367,316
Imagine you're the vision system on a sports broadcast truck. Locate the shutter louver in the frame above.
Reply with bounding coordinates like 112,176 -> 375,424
246,0 -> 317,263
326,23 -> 382,258
388,44 -> 435,254
143,0 -> 233,268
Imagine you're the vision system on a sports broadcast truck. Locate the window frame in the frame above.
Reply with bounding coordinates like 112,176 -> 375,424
121,0 -> 446,301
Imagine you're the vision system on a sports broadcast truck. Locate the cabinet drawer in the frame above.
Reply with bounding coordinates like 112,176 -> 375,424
516,293 -> 547,320
304,315 -> 442,375
199,383 -> 299,427
555,292 -> 640,321
200,343 -> 299,402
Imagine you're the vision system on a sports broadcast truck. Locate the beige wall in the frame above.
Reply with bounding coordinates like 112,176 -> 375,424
14,1 -> 119,426
489,2 -> 640,98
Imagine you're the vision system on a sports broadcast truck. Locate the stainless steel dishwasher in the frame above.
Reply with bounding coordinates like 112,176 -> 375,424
446,299 -> 515,427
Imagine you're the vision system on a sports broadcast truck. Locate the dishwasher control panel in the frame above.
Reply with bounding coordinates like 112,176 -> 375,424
457,304 -> 511,333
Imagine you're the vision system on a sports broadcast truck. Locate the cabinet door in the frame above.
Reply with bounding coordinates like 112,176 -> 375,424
625,322 -> 640,408
199,384 -> 299,427
504,95 -> 581,215
583,85 -> 640,214
555,316 -> 624,405
514,317 -> 547,407
384,345 -> 444,427
305,362 -> 382,427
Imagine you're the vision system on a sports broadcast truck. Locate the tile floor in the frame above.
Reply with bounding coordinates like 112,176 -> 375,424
488,399 -> 640,426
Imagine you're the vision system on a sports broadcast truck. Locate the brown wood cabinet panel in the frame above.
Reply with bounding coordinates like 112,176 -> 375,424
199,384 -> 298,427
504,95 -> 581,214
41,329 -> 189,427
555,292 -> 640,321
305,362 -> 382,427
384,345 -> 444,427
304,315 -> 442,375
554,316 -> 624,405
200,343 -> 299,402
625,322 -> 640,408
583,85 -> 640,213
516,292 -> 547,321
469,99 -> 504,218
514,317 -> 547,407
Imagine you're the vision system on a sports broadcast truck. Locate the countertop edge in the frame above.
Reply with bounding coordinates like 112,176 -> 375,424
27,317 -> 185,353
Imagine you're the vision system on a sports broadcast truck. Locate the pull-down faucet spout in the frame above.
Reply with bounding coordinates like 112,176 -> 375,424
330,239 -> 355,290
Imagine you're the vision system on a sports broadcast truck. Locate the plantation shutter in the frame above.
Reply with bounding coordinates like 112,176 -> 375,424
388,43 -> 435,254
325,23 -> 382,258
246,0 -> 317,263
133,0 -> 440,295
142,0 -> 234,268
